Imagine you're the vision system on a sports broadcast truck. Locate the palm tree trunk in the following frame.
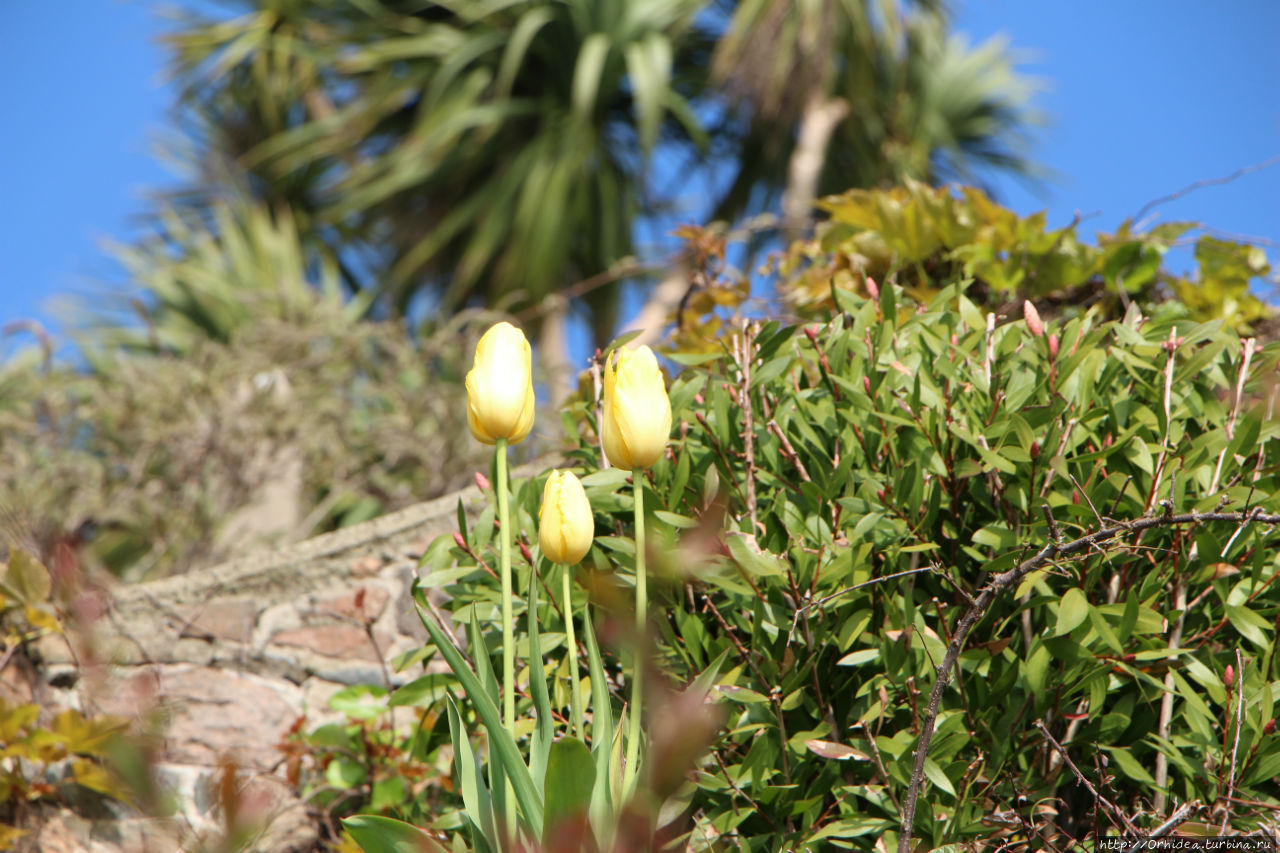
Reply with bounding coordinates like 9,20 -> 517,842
623,265 -> 691,349
540,294 -> 574,409
781,92 -> 849,239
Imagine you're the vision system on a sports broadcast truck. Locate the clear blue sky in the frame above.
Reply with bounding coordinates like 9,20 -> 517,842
1,1 -> 1277,341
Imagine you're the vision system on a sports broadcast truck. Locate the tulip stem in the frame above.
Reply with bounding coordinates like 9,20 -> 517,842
495,438 -> 517,838
562,565 -> 584,739
623,469 -> 646,797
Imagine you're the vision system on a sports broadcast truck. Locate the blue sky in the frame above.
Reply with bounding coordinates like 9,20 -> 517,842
1,1 -> 1277,344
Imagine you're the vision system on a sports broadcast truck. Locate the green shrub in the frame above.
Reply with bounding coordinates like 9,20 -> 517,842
409,279 -> 1279,850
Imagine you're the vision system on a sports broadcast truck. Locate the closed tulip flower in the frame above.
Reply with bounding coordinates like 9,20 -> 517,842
466,322 -> 535,445
603,345 -> 672,469
539,470 -> 594,565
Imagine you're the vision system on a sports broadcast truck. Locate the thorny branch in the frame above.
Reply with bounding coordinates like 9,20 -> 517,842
897,507 -> 1280,853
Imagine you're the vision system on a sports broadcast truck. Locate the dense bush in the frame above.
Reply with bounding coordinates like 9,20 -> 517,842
399,276 -> 1280,850
0,304 -> 490,579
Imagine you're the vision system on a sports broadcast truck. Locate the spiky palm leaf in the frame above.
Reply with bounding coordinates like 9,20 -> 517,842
163,0 -> 713,342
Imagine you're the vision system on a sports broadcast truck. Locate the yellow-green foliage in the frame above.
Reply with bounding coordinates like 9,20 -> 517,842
0,551 -> 137,844
765,180 -> 1272,330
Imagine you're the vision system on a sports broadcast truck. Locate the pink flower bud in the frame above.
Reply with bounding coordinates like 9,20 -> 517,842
453,532 -> 467,550
1265,719 -> 1276,735
1048,334 -> 1060,360
1024,301 -> 1044,337
1225,665 -> 1235,689
804,326 -> 820,346
1030,441 -> 1041,460
865,277 -> 879,300
518,540 -> 534,565
475,471 -> 491,491
863,376 -> 872,395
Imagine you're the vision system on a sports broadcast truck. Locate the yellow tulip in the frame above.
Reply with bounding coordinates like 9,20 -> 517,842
538,470 -> 594,565
602,344 -> 672,469
465,322 -> 536,445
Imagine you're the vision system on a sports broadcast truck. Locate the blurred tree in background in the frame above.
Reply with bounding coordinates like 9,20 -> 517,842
156,0 -> 1035,341
4,0 -> 1042,578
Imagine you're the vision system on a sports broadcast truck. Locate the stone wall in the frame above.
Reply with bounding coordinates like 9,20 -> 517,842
20,465 -> 535,852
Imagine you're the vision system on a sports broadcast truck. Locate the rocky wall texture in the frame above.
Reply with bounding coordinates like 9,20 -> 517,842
18,462 -> 541,852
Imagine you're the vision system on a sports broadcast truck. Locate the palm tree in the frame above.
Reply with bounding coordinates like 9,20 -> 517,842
151,0 -> 1037,391
162,1 -> 712,364
709,0 -> 1036,236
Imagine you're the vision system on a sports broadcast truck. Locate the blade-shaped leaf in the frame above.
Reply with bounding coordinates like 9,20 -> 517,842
341,814 -> 446,853
543,737 -> 596,833
469,610 -> 500,706
528,563 -> 554,793
445,694 -> 495,853
413,584 -> 544,839
583,603 -> 615,832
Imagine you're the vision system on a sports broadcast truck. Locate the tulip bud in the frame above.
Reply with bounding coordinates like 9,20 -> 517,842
539,470 -> 594,565
465,322 -> 536,445
602,345 -> 672,470
475,471 -> 491,491
865,277 -> 879,300
1225,665 -> 1235,689
1024,301 -> 1044,337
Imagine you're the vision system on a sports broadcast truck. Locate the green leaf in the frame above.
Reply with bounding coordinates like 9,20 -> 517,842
726,533 -> 785,577
1102,745 -> 1156,786
1224,604 -> 1272,648
342,814 -> 447,853
582,604 -> 615,832
327,758 -> 367,788
543,737 -> 596,832
654,510 -> 698,529
4,551 -> 51,605
445,693 -> 495,853
923,758 -> 957,797
390,673 -> 459,708
413,585 -> 545,838
1055,588 -> 1089,636
1025,643 -> 1051,697
837,649 -> 880,667
527,566 -> 554,793
329,685 -> 389,721
469,611 -> 500,706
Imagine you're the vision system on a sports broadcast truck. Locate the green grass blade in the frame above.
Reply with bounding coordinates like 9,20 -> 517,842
413,585 -> 545,839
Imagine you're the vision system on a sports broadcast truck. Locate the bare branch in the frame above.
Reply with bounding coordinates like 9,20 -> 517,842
896,508 -> 1280,853
1133,154 -> 1280,225
1034,719 -> 1138,835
